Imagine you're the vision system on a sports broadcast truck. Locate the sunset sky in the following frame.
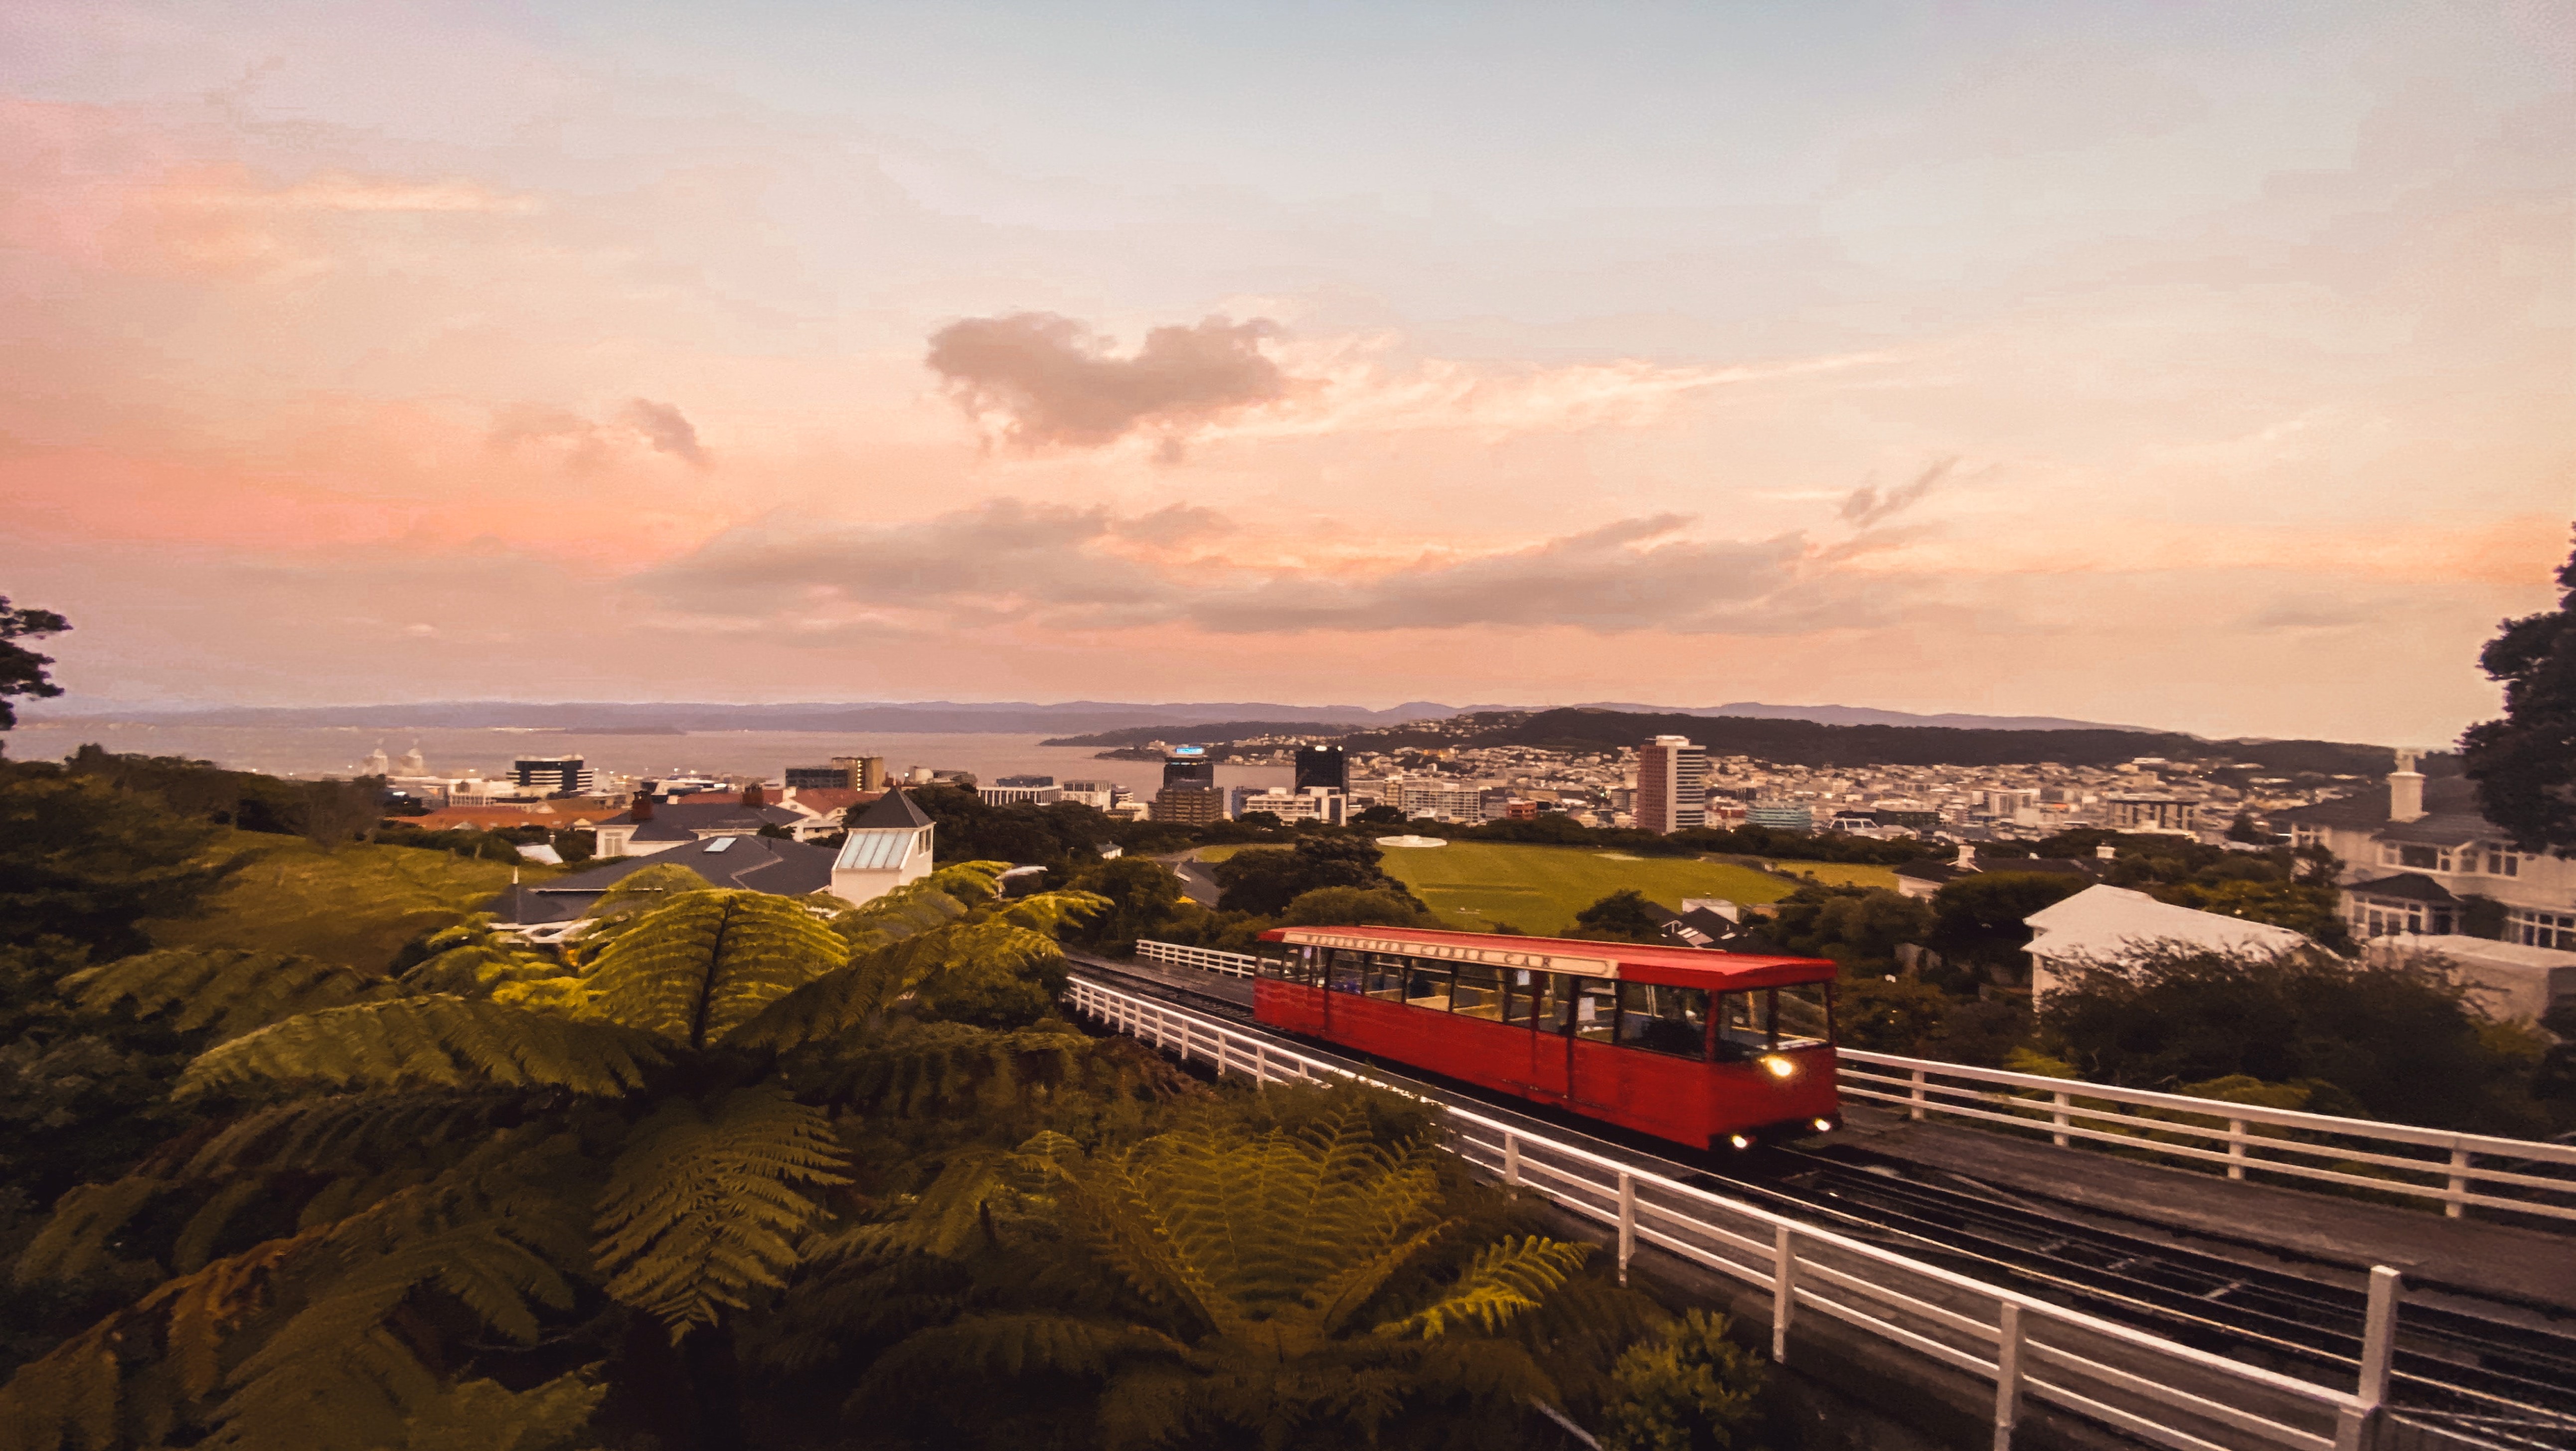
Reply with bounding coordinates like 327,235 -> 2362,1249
2,0 -> 2568,744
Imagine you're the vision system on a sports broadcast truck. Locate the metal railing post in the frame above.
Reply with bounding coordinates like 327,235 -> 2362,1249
2227,1118 -> 2247,1180
2051,1090 -> 2070,1148
1992,1302 -> 2023,1451
1771,1224 -> 1796,1363
1616,1172 -> 1635,1286
2445,1146 -> 2470,1218
1910,1067 -> 1926,1121
1503,1132 -> 1522,1188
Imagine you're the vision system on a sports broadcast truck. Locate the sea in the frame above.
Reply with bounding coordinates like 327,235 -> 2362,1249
11,721 -> 1293,797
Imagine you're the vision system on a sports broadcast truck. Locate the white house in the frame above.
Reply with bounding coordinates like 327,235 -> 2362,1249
829,789 -> 936,907
2362,935 -> 2576,1023
2273,753 -> 2576,950
2022,884 -> 2313,1000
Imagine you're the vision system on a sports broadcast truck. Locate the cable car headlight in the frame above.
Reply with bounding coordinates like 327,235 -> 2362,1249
1812,1118 -> 1834,1134
1728,1134 -> 1753,1151
1760,1054 -> 1797,1080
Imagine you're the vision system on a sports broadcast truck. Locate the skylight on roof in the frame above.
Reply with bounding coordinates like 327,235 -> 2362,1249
704,837 -> 736,854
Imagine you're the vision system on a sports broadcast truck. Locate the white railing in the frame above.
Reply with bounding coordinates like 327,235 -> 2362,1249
1839,1050 -> 2576,1224
1107,948 -> 2576,1224
1064,975 -> 2399,1451
1133,938 -> 1261,978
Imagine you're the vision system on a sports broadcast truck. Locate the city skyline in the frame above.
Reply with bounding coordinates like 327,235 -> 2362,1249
2,1 -> 2568,743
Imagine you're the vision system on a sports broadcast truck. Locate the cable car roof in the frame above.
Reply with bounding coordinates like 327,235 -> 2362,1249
1262,926 -> 1834,988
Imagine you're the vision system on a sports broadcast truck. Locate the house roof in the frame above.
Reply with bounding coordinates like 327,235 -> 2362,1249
2271,775 -> 2481,831
2023,884 -> 2311,964
1894,854 -> 2101,884
834,829 -> 921,872
850,789 -> 934,831
605,799 -> 803,840
782,787 -> 877,818
2343,872 -> 2462,906
482,834 -> 841,926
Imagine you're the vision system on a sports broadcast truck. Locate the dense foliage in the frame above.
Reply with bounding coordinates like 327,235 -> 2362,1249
2460,535 -> 2576,856
0,597 -> 67,734
1211,836 -> 1424,918
2038,946 -> 2558,1135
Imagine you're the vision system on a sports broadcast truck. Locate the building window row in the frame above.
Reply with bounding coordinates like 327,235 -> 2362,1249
2373,842 -> 2525,877
2509,909 -> 2576,951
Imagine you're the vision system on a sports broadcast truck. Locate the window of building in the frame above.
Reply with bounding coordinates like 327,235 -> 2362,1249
2510,910 -> 2576,951
1616,981 -> 1710,1058
2483,848 -> 2521,877
2397,844 -> 2442,871
1451,962 -> 1505,1021
1572,978 -> 1618,1042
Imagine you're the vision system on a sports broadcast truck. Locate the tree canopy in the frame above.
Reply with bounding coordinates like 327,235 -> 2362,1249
2461,534 -> 2576,856
0,596 -> 67,734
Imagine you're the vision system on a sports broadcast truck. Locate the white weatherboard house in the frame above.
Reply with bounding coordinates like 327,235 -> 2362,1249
2023,885 -> 2314,1001
830,789 -> 936,907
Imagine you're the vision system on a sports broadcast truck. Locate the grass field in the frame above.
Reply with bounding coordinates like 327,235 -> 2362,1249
1373,842 -> 1795,937
147,831 -> 549,971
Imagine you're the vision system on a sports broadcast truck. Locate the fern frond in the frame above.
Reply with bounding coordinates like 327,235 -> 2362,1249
564,863 -> 718,952
178,998 -> 667,1098
175,1091 -> 520,1182
1371,1236 -> 1592,1340
583,890 -> 846,1048
68,947 -> 403,1042
397,922 -> 567,999
730,916 -> 1070,1050
591,1086 -> 850,1339
849,1312 -> 1183,1406
389,1370 -> 605,1451
13,1175 -> 167,1286
996,888 -> 1111,937
817,1021 -> 1098,1117
829,863 -> 1008,953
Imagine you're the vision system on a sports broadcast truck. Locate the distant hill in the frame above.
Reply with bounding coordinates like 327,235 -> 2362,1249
1041,721 -> 1362,747
1583,701 -> 2157,732
42,700 -> 1459,734
1343,708 -> 2420,776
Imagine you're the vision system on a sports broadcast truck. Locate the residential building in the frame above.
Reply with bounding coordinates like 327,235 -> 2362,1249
2362,936 -> 2576,1022
785,755 -> 886,791
592,792 -> 806,859
1231,785 -> 1349,825
1393,779 -> 1487,822
1150,785 -> 1226,825
483,833 -> 845,942
983,775 -> 1064,806
2023,885 -> 2314,999
1294,745 -> 1350,793
1058,779 -> 1120,810
1896,844 -> 2108,901
514,756 -> 599,795
1634,735 -> 1707,834
778,787 -> 876,839
2273,754 -> 2576,950
2104,793 -> 2199,834
1744,800 -> 1813,834
831,789 -> 937,906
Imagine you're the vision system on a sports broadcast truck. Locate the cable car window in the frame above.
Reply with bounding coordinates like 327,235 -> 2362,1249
1571,978 -> 1618,1042
1772,983 -> 1832,1048
1503,969 -> 1540,1026
1713,993 -> 1765,1061
1365,954 -> 1407,1001
1326,950 -> 1365,995
1538,975 -> 1574,1034
1404,959 -> 1452,1011
1451,962 -> 1505,1020
1616,982 -> 1711,1058
1292,945 -> 1320,987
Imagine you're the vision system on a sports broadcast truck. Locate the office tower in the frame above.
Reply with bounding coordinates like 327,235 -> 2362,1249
513,756 -> 597,794
1162,749 -> 1217,790
1294,745 -> 1350,793
1634,735 -> 1707,834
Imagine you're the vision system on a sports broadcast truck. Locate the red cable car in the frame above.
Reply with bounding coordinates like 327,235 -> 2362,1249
1253,926 -> 1840,1152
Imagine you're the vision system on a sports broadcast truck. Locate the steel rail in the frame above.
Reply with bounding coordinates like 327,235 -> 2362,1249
1065,972 -> 2392,1451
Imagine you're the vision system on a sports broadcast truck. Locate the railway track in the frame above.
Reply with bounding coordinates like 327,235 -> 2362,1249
1065,955 -> 2576,1449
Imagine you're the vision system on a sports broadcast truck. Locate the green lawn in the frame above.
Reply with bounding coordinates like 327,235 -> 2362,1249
147,831 -> 552,971
1373,842 -> 1794,937
1188,844 -> 1283,865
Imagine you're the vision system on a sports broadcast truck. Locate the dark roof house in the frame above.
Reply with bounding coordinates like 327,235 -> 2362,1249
485,833 -> 841,930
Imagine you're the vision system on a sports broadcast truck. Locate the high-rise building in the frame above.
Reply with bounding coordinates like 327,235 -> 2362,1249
787,755 -> 888,791
513,756 -> 598,795
1149,785 -> 1226,825
1294,745 -> 1349,793
1163,749 -> 1216,790
1634,736 -> 1707,834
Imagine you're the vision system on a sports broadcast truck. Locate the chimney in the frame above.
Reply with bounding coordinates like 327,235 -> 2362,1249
743,782 -> 767,807
2388,750 -> 2424,823
633,797 -> 654,823
1953,842 -> 1976,871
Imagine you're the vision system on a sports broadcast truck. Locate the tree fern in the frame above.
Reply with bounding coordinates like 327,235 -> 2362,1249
731,915 -> 1076,1051
564,863 -> 717,954
1372,1236 -> 1591,1338
591,1086 -> 850,1339
178,997 -> 668,1098
582,890 -> 846,1049
67,947 -> 402,1043
396,922 -> 567,999
829,863 -> 1008,953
